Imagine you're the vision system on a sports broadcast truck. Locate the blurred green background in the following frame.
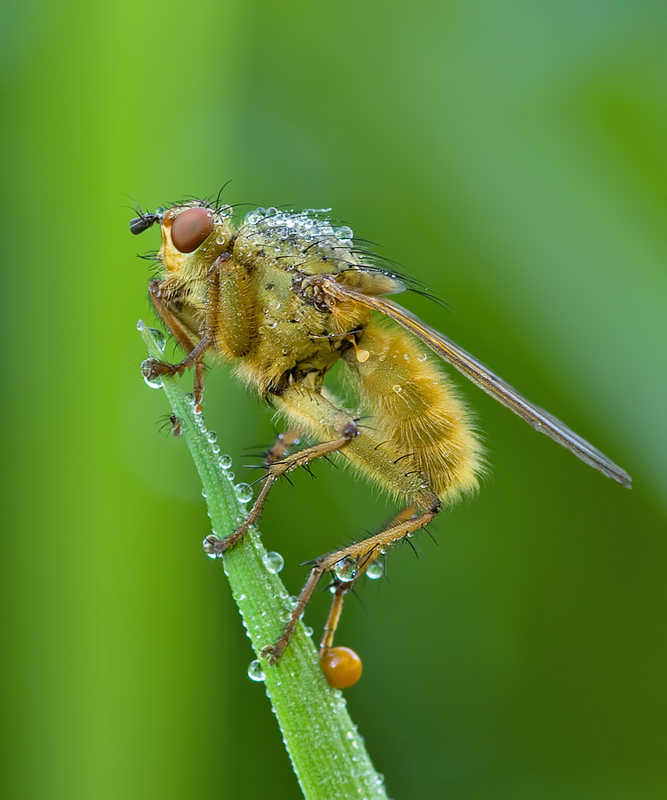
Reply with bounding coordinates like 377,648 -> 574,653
2,1 -> 666,798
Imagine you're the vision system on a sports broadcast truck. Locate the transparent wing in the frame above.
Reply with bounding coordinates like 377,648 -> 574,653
320,278 -> 631,487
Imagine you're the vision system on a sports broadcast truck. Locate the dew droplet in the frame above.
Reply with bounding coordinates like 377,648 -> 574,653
333,558 -> 358,583
206,431 -> 218,443
366,561 -> 384,580
247,660 -> 265,681
302,625 -> 313,637
392,384 -> 402,393
147,328 -> 166,352
202,535 -> 223,559
215,235 -> 226,245
185,392 -> 196,406
235,483 -> 253,503
141,371 -> 163,390
418,352 -> 427,362
263,551 -> 284,574
219,454 -> 232,469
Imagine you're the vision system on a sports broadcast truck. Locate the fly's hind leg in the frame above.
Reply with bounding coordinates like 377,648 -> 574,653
319,503 -> 420,654
261,496 -> 440,664
264,429 -> 303,466
205,388 -> 361,556
254,385 -> 444,664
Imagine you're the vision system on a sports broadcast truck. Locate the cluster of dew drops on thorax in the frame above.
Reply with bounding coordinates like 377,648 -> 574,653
237,206 -> 355,266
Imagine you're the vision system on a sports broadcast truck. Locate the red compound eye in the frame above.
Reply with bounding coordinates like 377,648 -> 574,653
320,646 -> 363,689
171,207 -> 214,253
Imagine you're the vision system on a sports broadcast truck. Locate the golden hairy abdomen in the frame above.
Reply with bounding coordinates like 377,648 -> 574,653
343,319 -> 485,502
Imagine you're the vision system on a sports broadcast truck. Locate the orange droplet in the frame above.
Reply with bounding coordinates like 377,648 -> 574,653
320,646 -> 362,689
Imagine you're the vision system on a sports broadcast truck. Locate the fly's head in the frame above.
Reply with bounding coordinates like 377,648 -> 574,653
131,202 -> 235,289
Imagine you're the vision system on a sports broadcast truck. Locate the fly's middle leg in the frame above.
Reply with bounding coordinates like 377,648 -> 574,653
205,393 -> 361,556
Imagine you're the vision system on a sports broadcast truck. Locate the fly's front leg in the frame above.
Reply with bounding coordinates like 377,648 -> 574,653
205,388 -> 360,557
142,333 -> 212,379
148,278 -> 199,355
143,279 -> 212,392
145,254 -> 256,401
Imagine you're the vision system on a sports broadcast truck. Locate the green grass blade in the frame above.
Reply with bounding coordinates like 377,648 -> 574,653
138,321 -> 389,800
